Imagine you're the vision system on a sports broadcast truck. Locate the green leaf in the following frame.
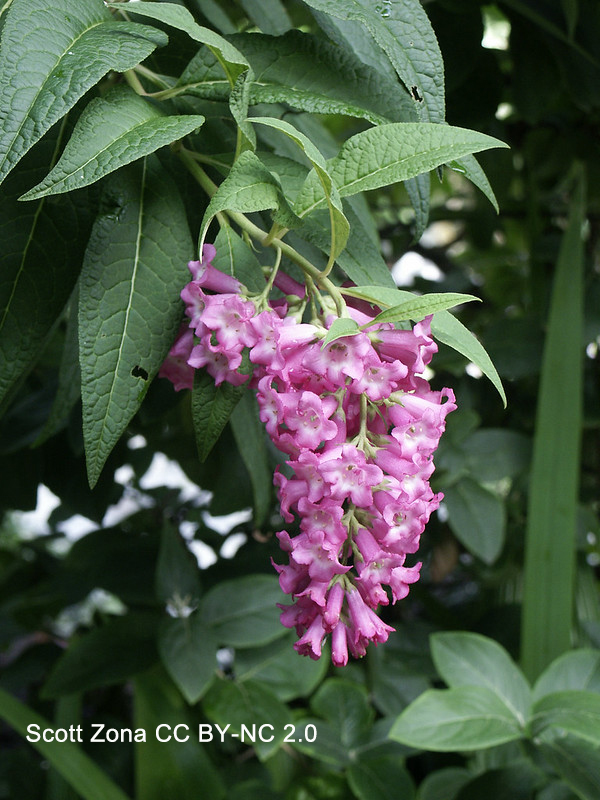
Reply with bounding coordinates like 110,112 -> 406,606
21,87 -> 204,198
229,69 -> 257,154
449,154 -> 500,212
192,368 -> 247,462
533,650 -> 600,702
200,150 -> 299,245
430,311 -> 506,407
295,123 -> 508,217
203,677 -> 292,760
212,225 -> 265,293
389,687 -> 523,751
250,116 -> 349,264
340,285 -> 506,404
0,126 -> 93,407
302,0 -> 445,123
521,172 -> 586,681
109,1 -> 249,84
42,613 -> 158,699
234,632 -> 327,702
290,718 -> 352,767
531,691 -> 600,745
0,0 -> 167,186
310,679 -> 374,750
239,0 -> 292,35
321,318 -> 360,347
369,292 -> 480,325
230,391 -> 272,527
180,30 -> 415,124
158,614 -> 218,704
134,670 -> 225,800
201,574 -> 288,648
0,686 -> 131,800
79,157 -> 193,487
431,632 -> 532,725
155,522 -> 202,606
347,754 -> 416,800
536,729 -> 600,800
443,477 -> 506,564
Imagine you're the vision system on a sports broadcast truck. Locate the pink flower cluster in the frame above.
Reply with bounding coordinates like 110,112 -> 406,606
160,246 -> 456,665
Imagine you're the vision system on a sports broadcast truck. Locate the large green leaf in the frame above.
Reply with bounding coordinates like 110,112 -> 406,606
369,292 -> 480,324
431,632 -> 532,724
203,677 -> 292,760
340,285 -> 506,404
303,0 -> 445,123
389,687 -> 523,751
443,477 -> 506,565
295,123 -> 507,217
180,30 -> 414,124
21,87 -> 204,199
0,686 -> 131,800
201,574 -> 288,648
0,0 -> 167,186
521,173 -> 586,681
0,126 -> 93,407
79,157 -> 193,487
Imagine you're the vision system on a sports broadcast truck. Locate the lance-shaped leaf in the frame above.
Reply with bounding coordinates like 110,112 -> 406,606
79,157 -> 193,488
200,150 -> 299,246
251,116 -> 349,265
0,125 -> 93,408
108,1 -> 249,85
0,0 -> 167,186
368,292 -> 480,324
295,123 -> 508,218
212,225 -> 265,293
303,0 -> 445,123
450,153 -> 500,212
341,285 -> 506,405
404,173 -> 431,241
21,87 -> 204,199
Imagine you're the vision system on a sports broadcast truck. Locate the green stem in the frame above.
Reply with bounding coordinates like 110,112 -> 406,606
178,149 -> 347,316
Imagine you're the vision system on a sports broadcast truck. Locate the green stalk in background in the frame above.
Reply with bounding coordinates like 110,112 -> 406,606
520,169 -> 587,682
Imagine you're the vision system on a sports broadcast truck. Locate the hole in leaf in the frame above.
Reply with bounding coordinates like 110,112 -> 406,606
131,365 -> 149,380
410,86 -> 423,102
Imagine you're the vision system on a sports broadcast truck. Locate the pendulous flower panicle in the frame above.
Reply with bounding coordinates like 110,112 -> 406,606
160,245 -> 456,663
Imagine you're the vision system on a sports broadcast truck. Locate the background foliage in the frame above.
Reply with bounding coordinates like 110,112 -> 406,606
0,1 -> 599,799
